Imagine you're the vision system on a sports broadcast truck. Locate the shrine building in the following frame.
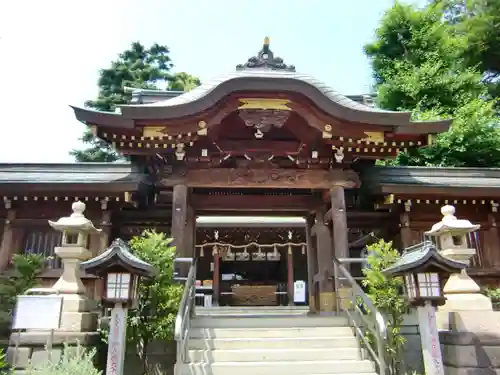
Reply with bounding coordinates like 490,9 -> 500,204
1,38 -> 500,308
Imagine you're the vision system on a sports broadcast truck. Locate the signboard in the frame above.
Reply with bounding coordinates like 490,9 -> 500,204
293,280 -> 306,303
417,303 -> 444,375
13,295 -> 63,330
106,306 -> 128,375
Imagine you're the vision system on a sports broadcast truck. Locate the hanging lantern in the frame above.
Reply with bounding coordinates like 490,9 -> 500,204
287,245 -> 292,255
212,245 -> 218,256
301,244 -> 306,255
200,247 -> 204,257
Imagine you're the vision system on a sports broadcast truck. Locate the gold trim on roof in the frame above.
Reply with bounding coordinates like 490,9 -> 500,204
142,126 -> 166,138
238,98 -> 291,111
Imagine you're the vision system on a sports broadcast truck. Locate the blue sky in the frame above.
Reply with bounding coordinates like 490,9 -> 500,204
0,0 -> 424,163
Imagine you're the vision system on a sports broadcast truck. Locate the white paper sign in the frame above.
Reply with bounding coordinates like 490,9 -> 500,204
106,306 -> 128,375
13,295 -> 63,330
293,280 -> 306,303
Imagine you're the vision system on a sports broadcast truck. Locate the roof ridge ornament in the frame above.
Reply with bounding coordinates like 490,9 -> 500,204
236,37 -> 296,72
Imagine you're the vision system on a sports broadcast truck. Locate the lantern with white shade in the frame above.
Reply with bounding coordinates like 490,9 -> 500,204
383,241 -> 466,307
80,238 -> 153,308
81,239 -> 153,375
383,241 -> 466,375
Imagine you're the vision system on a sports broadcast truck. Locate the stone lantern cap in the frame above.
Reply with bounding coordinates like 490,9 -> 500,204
383,241 -> 466,277
81,238 -> 154,278
48,201 -> 102,233
425,205 -> 480,236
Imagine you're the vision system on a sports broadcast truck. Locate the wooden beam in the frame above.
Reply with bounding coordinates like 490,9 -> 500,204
213,140 -> 302,155
191,194 -> 321,212
160,168 -> 359,189
324,210 -> 396,222
380,184 -> 500,198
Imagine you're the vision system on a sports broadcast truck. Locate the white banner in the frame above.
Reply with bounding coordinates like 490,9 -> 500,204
417,303 -> 444,375
106,305 -> 128,375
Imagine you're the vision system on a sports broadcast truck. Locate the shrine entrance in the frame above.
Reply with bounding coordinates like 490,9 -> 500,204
72,38 -> 451,313
194,216 -> 308,307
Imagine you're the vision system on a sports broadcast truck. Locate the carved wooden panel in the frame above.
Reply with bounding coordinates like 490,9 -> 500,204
161,168 -> 359,189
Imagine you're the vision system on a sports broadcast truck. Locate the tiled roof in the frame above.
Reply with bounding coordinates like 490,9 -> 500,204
0,163 -> 145,185
383,241 -> 466,276
144,70 -> 391,114
364,166 -> 500,188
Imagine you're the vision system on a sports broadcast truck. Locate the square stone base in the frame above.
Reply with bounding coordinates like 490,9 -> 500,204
439,311 -> 500,375
59,312 -> 98,332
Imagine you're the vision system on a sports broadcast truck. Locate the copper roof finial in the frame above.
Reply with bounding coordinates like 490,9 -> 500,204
236,38 -> 295,72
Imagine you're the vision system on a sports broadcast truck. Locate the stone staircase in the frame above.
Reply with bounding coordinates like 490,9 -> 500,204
175,306 -> 378,375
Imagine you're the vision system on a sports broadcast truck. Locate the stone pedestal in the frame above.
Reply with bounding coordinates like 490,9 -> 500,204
425,205 -> 500,375
440,311 -> 500,375
6,201 -> 102,373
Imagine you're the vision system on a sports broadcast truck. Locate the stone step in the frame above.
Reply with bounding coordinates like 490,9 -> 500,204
186,336 -> 359,350
191,316 -> 348,329
196,306 -> 309,316
175,359 -> 375,375
189,326 -> 354,339
186,348 -> 361,362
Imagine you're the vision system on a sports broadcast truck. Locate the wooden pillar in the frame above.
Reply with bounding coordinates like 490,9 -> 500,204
212,248 -> 220,306
92,205 -> 112,300
305,215 -> 317,312
330,186 -> 354,311
400,201 -> 412,248
487,203 -> 500,267
99,207 -> 112,252
330,186 -> 349,261
287,246 -> 294,306
185,206 -> 195,258
0,200 -> 15,271
171,185 -> 188,257
313,211 -> 335,312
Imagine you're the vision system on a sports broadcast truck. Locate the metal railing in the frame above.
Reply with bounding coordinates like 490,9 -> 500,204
334,257 -> 387,375
174,257 -> 198,365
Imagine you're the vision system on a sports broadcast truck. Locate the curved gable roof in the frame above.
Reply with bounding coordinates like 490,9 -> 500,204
120,70 -> 410,126
72,38 -> 451,133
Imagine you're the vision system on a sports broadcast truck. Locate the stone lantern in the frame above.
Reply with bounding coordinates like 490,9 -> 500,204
48,200 -> 102,331
425,205 -> 492,311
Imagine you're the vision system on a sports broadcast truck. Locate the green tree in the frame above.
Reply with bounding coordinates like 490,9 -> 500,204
366,2 -> 500,167
168,72 -> 201,92
436,0 -> 500,99
70,42 -> 200,162
127,230 -> 182,374
0,254 -> 46,335
362,240 -> 408,375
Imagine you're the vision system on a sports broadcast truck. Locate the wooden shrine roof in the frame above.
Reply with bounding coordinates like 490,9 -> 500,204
0,163 -> 146,193
2,162 -> 500,199
363,166 -> 500,197
71,39 -> 450,135
127,87 -> 377,107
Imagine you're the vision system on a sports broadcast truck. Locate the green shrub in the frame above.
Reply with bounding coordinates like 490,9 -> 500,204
0,349 -> 8,374
482,287 -> 500,310
25,344 -> 101,375
362,239 -> 409,375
